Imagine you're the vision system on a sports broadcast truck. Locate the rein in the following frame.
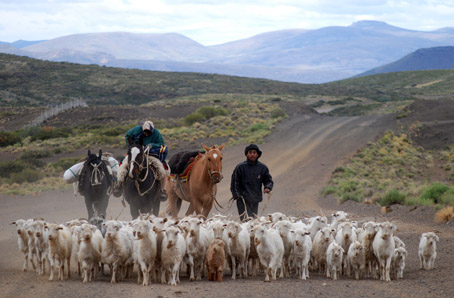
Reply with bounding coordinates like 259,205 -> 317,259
131,146 -> 159,197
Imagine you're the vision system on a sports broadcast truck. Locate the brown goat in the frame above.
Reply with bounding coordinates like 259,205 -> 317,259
206,239 -> 225,282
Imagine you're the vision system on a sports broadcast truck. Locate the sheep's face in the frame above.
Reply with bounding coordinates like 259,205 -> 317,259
188,218 -> 202,237
293,229 -> 310,247
394,247 -> 407,261
331,243 -> 343,258
351,241 -> 363,257
341,223 -> 354,239
81,225 -> 94,242
379,222 -> 395,240
212,222 -> 225,239
253,226 -> 266,246
362,222 -> 376,240
134,221 -> 149,240
227,222 -> 240,239
165,227 -> 180,249
319,227 -> 333,242
46,224 -> 63,240
105,221 -> 122,238
423,232 -> 439,245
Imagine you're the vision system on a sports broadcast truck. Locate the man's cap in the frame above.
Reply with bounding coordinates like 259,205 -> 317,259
142,121 -> 154,133
244,144 -> 262,158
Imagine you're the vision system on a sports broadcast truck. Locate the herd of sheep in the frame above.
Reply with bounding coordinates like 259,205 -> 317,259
10,211 -> 440,285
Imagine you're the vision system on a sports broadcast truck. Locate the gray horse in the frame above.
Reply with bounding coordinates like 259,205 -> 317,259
78,150 -> 112,220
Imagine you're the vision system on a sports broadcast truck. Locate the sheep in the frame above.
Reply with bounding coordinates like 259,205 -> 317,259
102,220 -> 133,283
211,220 -> 231,269
326,242 -> 344,280
78,223 -> 103,283
274,220 -> 294,277
226,221 -> 250,279
132,220 -> 157,286
206,238 -> 226,282
290,228 -> 312,280
45,223 -> 73,281
243,219 -> 260,277
268,212 -> 288,223
372,222 -> 396,282
253,224 -> 284,282
335,221 -> 357,276
361,221 -> 378,279
186,217 -> 211,281
161,226 -> 186,286
418,232 -> 439,270
70,225 -> 83,276
347,240 -> 365,280
330,211 -> 348,231
11,219 -> 35,271
29,219 -> 49,275
307,216 -> 328,240
311,226 -> 335,274
391,247 -> 407,279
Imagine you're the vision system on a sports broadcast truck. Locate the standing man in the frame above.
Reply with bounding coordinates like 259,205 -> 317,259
230,144 -> 274,221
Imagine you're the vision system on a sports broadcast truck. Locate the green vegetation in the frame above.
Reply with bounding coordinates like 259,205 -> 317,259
323,131 -> 454,208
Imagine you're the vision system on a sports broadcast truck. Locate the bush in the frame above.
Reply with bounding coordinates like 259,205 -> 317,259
247,123 -> 268,133
439,189 -> 454,206
23,126 -> 72,141
9,168 -> 43,184
0,131 -> 21,147
50,157 -> 81,171
270,107 -> 286,119
184,113 -> 204,126
184,106 -> 228,126
419,182 -> 451,204
0,160 -> 28,178
322,186 -> 338,196
340,192 -> 362,203
379,189 -> 406,206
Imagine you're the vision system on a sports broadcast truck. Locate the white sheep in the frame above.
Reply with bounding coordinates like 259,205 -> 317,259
133,220 -> 157,286
102,220 -> 133,283
335,221 -> 357,276
311,226 -> 335,274
274,220 -> 294,277
11,219 -> 35,272
347,240 -> 365,280
372,222 -> 396,282
326,242 -> 344,280
361,221 -> 378,279
78,223 -> 103,283
161,226 -> 186,286
29,219 -> 49,275
392,246 -> 407,279
186,217 -> 211,281
418,232 -> 439,270
330,211 -> 348,231
226,221 -> 250,279
45,223 -> 73,281
290,228 -> 312,280
253,224 -> 284,282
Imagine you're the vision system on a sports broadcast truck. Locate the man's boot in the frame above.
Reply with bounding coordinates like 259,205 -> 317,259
112,181 -> 123,197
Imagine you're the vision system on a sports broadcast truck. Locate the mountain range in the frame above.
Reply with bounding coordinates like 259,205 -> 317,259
2,21 -> 454,83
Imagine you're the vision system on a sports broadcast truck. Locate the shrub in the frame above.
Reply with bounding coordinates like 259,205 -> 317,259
438,189 -> 454,206
184,113 -> 204,126
419,182 -> 450,204
23,126 -> 72,141
270,107 -> 286,119
0,131 -> 21,147
247,123 -> 268,133
9,168 -> 43,184
184,106 -> 228,126
0,160 -> 28,178
340,192 -> 362,203
322,186 -> 338,196
379,189 -> 406,206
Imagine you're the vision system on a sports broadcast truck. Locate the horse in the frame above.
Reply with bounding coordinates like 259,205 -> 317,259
167,144 -> 224,218
123,142 -> 163,219
78,150 -> 112,220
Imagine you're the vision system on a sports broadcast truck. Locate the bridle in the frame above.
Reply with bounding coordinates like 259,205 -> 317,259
205,148 -> 223,184
129,145 -> 158,196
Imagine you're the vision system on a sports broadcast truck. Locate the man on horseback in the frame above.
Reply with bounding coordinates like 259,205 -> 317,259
230,144 -> 274,221
114,121 -> 169,200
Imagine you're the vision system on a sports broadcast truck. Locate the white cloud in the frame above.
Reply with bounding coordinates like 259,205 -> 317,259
0,0 -> 453,44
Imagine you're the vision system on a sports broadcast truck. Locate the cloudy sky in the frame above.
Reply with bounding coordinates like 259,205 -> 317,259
1,0 -> 453,45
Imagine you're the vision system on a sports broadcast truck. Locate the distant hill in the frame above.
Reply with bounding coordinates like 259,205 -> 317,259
2,21 -> 454,83
357,46 -> 454,77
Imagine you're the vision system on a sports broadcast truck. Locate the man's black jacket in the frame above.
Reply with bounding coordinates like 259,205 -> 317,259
230,159 -> 273,203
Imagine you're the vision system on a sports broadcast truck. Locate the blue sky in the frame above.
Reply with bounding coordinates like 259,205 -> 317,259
1,0 -> 453,45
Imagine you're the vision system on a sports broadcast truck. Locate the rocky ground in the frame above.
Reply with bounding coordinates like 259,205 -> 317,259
1,100 -> 453,298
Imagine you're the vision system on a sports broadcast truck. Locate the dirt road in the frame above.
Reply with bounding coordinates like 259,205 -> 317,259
1,113 -> 453,298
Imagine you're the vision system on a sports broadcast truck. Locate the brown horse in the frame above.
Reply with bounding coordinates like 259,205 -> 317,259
167,144 -> 224,218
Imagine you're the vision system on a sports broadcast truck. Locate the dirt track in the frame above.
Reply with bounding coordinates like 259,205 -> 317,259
1,113 -> 453,298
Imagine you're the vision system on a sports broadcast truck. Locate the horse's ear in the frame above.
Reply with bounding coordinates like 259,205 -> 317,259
127,136 -> 134,146
98,150 -> 102,158
87,150 -> 91,156
218,144 -> 225,151
201,144 -> 210,152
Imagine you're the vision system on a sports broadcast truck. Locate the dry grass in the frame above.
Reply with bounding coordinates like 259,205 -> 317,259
434,206 -> 454,224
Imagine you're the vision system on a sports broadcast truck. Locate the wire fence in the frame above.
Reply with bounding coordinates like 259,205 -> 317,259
26,98 -> 88,128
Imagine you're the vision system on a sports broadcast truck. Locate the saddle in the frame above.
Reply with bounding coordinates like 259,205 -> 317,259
168,151 -> 201,183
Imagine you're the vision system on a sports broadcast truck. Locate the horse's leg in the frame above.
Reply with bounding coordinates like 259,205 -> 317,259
185,203 -> 195,216
188,199 -> 202,216
84,196 -> 94,219
151,192 -> 160,217
129,199 -> 139,220
98,194 -> 110,218
201,197 -> 215,218
166,187 -> 180,218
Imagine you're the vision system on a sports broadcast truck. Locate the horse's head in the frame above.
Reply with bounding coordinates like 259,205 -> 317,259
82,149 -> 106,187
86,149 -> 103,167
127,143 -> 145,180
202,144 -> 224,183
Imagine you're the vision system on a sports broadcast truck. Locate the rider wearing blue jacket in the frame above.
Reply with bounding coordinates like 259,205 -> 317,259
125,121 -> 168,162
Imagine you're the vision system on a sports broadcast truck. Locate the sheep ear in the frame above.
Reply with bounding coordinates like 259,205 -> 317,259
10,221 -> 16,225
163,218 -> 168,223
